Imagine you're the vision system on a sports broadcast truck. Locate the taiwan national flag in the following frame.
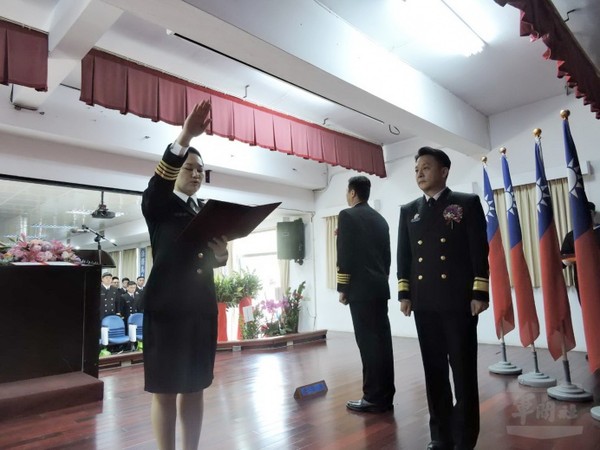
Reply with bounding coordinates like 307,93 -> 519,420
534,138 -> 575,360
501,153 -> 539,348
563,116 -> 600,372
483,165 -> 515,339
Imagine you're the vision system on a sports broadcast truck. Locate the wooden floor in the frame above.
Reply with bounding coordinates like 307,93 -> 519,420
1,331 -> 599,449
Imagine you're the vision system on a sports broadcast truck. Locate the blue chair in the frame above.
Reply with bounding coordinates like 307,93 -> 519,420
128,313 -> 144,341
101,315 -> 130,346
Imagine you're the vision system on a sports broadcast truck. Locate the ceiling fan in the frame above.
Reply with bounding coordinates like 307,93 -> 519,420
91,191 -> 116,219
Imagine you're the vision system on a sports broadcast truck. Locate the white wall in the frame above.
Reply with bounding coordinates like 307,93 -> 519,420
313,93 -> 600,354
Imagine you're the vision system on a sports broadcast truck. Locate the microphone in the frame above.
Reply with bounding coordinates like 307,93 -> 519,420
70,228 -> 88,234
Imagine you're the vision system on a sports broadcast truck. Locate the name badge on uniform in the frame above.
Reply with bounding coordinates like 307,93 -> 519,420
411,213 -> 420,223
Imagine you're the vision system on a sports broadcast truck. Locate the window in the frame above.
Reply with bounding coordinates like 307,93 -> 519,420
231,229 -> 281,300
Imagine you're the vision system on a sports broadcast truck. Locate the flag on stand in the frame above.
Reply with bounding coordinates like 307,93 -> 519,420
501,151 -> 540,347
534,134 -> 575,360
562,111 -> 600,372
483,163 -> 515,339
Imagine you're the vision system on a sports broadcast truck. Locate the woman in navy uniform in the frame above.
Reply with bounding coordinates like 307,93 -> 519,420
337,176 -> 395,413
397,147 -> 489,450
142,101 -> 228,450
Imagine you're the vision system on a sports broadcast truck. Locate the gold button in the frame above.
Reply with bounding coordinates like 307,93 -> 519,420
441,274 -> 447,279
440,256 -> 446,261
418,275 -> 423,280
418,257 -> 423,262
440,238 -> 446,243
418,240 -> 423,245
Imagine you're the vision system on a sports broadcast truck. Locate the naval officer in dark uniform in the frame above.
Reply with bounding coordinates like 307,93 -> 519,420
100,271 -> 119,319
142,101 -> 228,450
337,175 -> 395,413
397,147 -> 489,450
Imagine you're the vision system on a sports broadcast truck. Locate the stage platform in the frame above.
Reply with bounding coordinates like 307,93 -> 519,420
98,329 -> 328,370
0,372 -> 104,421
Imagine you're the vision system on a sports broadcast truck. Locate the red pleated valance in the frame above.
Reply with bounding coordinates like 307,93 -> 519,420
495,0 -> 600,119
80,49 -> 386,177
0,20 -> 48,91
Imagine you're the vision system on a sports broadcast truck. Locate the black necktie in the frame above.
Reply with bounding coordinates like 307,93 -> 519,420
427,197 -> 436,207
187,197 -> 199,213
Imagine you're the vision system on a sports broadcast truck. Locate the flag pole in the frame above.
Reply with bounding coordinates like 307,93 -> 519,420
482,156 -> 521,375
547,323 -> 592,401
545,111 -> 595,402
500,146 -> 551,385
518,339 -> 556,387
515,131 -> 557,387
488,323 -> 522,375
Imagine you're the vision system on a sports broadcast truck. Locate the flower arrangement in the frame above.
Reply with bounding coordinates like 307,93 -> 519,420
281,281 -> 305,334
0,234 -> 80,264
253,281 -> 306,337
259,298 -> 284,337
443,204 -> 463,229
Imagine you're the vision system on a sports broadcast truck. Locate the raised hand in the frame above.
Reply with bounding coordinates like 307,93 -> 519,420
178,101 -> 212,147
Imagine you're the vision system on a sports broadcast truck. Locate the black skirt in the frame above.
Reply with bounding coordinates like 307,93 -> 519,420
143,310 -> 217,393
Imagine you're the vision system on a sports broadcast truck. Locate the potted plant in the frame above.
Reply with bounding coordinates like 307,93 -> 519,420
214,273 -> 242,342
236,269 -> 262,339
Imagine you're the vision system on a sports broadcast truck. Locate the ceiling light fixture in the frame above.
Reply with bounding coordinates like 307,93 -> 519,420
66,209 -> 95,215
30,224 -> 76,230
396,0 -> 486,57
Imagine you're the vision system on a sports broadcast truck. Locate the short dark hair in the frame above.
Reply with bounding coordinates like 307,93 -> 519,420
122,277 -> 130,283
348,176 -> 371,201
187,147 -> 204,166
137,276 -> 145,281
415,146 -> 451,169
112,276 -> 119,281
127,281 -> 137,287
102,272 -> 112,278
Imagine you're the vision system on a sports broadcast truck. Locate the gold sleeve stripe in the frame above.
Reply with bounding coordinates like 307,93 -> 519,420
473,277 -> 489,292
155,161 -> 180,180
337,273 -> 351,284
159,159 -> 179,174
398,279 -> 410,292
157,160 -> 179,176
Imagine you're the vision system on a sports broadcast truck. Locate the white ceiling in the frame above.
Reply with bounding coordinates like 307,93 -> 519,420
0,0 -> 598,246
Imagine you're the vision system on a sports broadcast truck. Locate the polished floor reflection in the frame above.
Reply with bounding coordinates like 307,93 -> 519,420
1,331 -> 599,449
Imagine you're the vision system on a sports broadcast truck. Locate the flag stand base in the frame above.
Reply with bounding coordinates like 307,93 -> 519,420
547,383 -> 592,402
591,406 -> 600,421
518,371 -> 557,387
488,360 -> 522,375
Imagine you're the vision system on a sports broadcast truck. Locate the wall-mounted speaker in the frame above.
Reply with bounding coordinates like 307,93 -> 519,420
277,219 -> 305,263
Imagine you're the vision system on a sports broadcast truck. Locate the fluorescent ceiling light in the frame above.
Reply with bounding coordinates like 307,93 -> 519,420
392,0 -> 485,57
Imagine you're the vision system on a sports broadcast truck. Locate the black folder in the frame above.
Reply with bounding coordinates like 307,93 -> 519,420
178,199 -> 281,244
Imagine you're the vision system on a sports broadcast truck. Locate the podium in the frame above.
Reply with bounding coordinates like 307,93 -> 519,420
0,264 -> 103,382
0,264 -> 106,419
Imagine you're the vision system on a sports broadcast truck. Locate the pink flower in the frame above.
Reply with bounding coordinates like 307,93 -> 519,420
1,234 -> 80,264
443,204 -> 463,228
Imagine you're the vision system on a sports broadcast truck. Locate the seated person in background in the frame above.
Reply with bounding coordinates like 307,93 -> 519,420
560,201 -> 600,304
